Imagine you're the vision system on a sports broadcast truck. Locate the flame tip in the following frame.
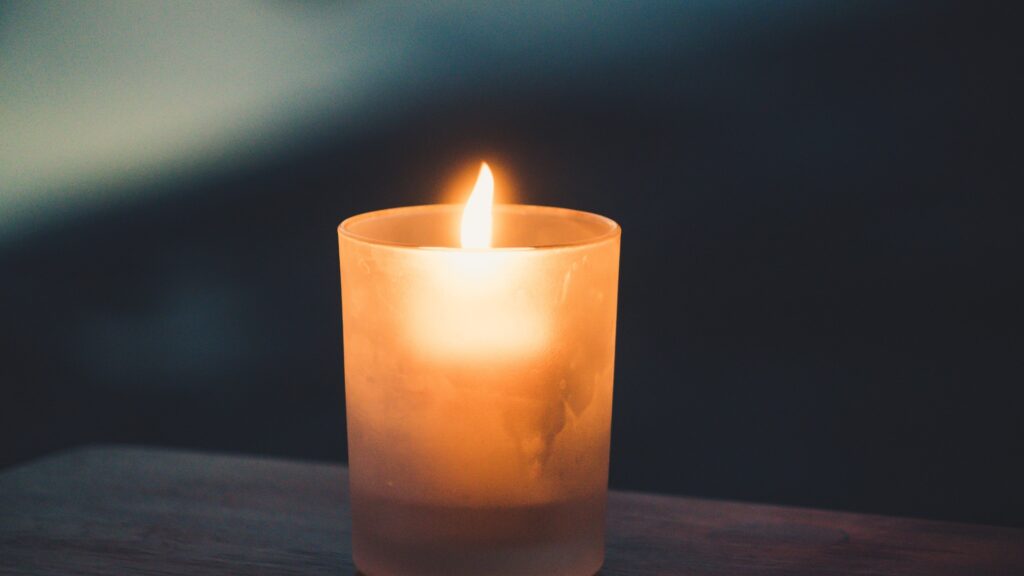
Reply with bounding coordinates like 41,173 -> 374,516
460,162 -> 495,248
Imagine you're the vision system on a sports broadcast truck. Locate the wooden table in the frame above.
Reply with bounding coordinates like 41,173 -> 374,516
1,446 -> 1021,575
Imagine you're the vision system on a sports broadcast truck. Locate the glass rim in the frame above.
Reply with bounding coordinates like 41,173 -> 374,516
338,203 -> 621,251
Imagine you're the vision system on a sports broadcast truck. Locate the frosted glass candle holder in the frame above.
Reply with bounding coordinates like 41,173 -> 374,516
338,204 -> 620,576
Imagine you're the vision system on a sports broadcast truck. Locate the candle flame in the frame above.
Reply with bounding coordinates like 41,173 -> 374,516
460,162 -> 494,248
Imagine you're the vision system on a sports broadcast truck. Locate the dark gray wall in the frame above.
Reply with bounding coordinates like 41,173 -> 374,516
2,1 -> 1021,527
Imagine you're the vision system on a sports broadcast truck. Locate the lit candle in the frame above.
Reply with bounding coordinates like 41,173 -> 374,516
338,163 -> 620,576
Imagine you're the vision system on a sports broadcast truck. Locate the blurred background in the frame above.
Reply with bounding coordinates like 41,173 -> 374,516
2,1 -> 1022,527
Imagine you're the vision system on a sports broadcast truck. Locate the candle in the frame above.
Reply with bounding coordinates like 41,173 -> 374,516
338,163 -> 620,576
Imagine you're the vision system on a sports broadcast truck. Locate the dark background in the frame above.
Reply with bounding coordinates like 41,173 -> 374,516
2,2 -> 1022,527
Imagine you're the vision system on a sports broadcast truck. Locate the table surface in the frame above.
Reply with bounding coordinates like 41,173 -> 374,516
0,446 -> 1021,575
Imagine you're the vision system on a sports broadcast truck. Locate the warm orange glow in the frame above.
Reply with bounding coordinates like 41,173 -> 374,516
339,202 -> 621,575
460,162 -> 494,248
